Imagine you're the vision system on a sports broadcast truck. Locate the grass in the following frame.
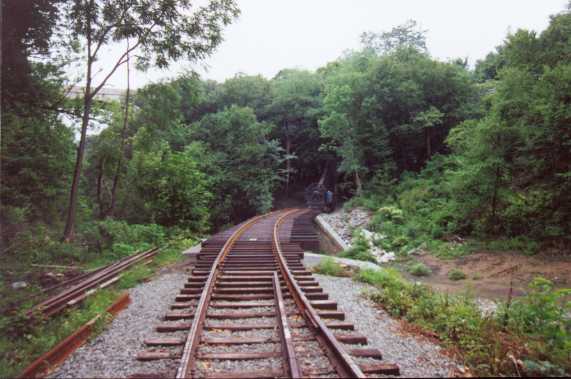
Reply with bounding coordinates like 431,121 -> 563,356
407,262 -> 432,277
339,230 -> 377,263
0,237 -> 195,378
313,257 -> 346,277
355,267 -> 571,377
448,268 -> 467,281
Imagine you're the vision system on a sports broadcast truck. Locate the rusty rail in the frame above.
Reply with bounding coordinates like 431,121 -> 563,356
272,209 -> 367,378
272,271 -> 302,378
29,247 -> 158,318
20,293 -> 131,378
137,208 -> 399,378
176,212 -> 272,378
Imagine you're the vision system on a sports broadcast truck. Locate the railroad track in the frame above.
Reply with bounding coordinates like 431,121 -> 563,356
135,209 -> 399,378
29,247 -> 158,318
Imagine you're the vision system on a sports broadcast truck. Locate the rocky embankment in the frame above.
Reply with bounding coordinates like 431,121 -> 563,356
319,207 -> 396,263
317,206 -> 499,315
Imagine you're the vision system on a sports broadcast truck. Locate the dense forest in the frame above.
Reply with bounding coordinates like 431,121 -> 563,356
2,2 -> 570,263
1,1 -> 570,377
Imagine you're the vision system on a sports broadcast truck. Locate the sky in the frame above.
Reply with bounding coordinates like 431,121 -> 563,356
88,0 -> 568,90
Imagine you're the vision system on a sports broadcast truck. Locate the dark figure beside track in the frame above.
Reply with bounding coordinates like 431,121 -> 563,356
324,189 -> 334,213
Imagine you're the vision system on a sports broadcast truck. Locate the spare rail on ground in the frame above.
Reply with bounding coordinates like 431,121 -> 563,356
28,247 -> 159,318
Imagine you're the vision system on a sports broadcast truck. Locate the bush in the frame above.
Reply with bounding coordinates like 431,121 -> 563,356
483,237 -> 540,256
500,277 -> 571,370
355,268 -> 571,376
448,268 -> 466,281
313,257 -> 345,276
408,262 -> 432,277
95,219 -> 166,252
340,231 -> 377,263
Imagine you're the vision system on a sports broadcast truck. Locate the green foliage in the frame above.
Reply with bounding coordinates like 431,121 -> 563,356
0,287 -> 118,378
66,0 -> 240,70
265,69 -> 326,187
443,10 -> 571,241
408,262 -> 432,276
448,269 -> 467,281
0,231 -> 194,378
117,264 -> 153,289
190,106 -> 282,226
127,143 -> 212,232
215,73 -> 272,118
328,6 -> 571,253
481,237 -> 539,255
320,45 -> 477,196
0,106 -> 75,233
340,231 -> 376,263
313,257 -> 345,276
361,20 -> 428,54
356,268 -> 571,376
500,277 -> 571,369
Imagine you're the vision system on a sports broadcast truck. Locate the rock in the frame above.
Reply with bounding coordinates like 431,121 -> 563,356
11,281 -> 28,289
321,207 -> 396,264
357,229 -> 395,264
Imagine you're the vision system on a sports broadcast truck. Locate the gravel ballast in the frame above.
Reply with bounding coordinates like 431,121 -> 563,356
49,272 -> 187,378
314,273 -> 462,378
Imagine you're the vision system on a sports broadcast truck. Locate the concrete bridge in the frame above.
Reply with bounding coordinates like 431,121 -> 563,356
66,86 -> 135,102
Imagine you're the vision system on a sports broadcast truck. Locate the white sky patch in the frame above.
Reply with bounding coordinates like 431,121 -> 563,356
68,0 -> 567,89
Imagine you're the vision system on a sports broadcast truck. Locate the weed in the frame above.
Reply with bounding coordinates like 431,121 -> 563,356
0,224 -> 196,378
481,237 -> 540,256
448,269 -> 467,281
340,231 -> 376,263
407,262 -> 432,277
313,257 -> 346,276
355,267 -> 571,376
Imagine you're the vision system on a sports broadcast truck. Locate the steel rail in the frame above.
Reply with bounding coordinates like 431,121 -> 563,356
272,208 -> 367,378
175,211 -> 282,379
29,247 -> 159,318
272,267 -> 302,377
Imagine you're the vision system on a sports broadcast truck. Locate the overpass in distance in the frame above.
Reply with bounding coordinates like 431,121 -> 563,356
66,86 -> 135,102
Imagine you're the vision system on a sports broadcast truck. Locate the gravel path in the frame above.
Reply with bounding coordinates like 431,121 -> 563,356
314,274 -> 462,378
49,272 -> 187,378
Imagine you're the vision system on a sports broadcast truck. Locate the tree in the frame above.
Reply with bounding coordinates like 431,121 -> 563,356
61,0 -> 239,241
105,40 -> 132,218
319,52 -> 377,195
215,74 -> 272,118
1,111 -> 75,228
1,0 -> 64,113
446,8 -> 571,238
360,19 -> 427,55
266,69 -> 324,191
190,106 -> 282,225
320,47 -> 475,195
125,142 -> 212,232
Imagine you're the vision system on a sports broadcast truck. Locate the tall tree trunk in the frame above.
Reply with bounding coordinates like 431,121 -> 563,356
355,171 -> 362,196
105,39 -> 131,218
63,0 -> 93,242
63,85 -> 92,241
96,157 -> 105,217
425,127 -> 432,159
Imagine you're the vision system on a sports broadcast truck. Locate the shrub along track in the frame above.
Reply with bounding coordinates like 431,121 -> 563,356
134,208 -> 399,378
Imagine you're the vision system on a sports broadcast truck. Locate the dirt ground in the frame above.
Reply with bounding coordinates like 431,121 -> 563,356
401,251 -> 571,300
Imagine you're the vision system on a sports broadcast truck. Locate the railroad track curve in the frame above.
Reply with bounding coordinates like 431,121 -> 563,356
135,208 -> 399,378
